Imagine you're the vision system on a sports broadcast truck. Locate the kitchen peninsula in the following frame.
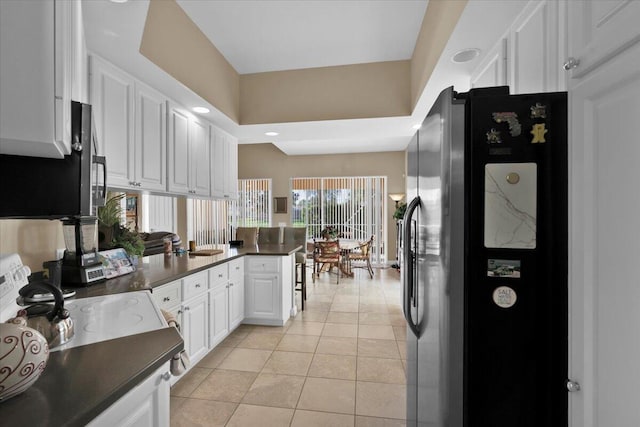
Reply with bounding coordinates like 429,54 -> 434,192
0,243 -> 301,426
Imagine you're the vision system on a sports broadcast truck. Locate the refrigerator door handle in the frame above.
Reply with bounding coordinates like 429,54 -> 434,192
403,196 -> 421,338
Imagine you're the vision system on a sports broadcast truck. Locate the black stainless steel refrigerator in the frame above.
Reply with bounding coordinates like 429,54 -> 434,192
402,86 -> 567,427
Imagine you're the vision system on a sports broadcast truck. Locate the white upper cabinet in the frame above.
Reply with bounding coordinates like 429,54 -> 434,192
471,38 -> 507,89
508,0 -> 564,94
1,0 -> 86,158
568,0 -> 640,79
471,0 -> 566,94
135,82 -> 167,192
90,55 -> 135,189
168,102 -> 211,197
210,127 -> 238,200
90,55 -> 167,192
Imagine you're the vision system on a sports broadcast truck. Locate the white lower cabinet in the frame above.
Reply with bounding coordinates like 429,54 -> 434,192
88,362 -> 171,427
181,293 -> 209,364
244,255 -> 293,326
208,282 -> 229,349
229,275 -> 244,330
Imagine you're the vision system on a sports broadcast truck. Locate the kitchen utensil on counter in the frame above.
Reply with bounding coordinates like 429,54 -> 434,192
0,321 -> 49,402
13,281 -> 74,348
61,216 -> 106,286
20,261 -> 76,304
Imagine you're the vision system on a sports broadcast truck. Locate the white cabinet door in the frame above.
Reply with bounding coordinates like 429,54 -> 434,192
209,283 -> 229,348
167,104 -> 190,195
228,277 -> 244,330
568,0 -> 640,78
0,0 -> 81,158
567,41 -> 640,427
210,128 -> 226,198
88,362 -> 170,427
224,134 -> 238,199
182,294 -> 209,364
90,55 -> 135,189
245,274 -> 280,321
189,118 -> 211,197
508,0 -> 564,94
135,82 -> 166,192
471,38 -> 507,89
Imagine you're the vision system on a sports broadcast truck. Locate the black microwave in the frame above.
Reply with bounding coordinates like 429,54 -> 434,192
0,102 -> 107,219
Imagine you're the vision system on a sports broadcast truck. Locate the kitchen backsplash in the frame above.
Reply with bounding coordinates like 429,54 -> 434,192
0,219 -> 65,271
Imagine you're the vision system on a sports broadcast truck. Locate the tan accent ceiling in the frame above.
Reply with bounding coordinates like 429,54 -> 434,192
140,0 -> 240,122
240,60 -> 411,124
140,0 -> 466,126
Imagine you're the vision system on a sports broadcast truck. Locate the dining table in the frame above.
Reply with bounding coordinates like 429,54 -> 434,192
309,238 -> 360,278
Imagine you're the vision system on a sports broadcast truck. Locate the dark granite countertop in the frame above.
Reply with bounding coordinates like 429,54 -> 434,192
72,243 -> 302,299
0,243 -> 300,425
0,327 -> 183,427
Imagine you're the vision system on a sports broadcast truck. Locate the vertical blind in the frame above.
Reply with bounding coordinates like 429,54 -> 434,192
291,176 -> 387,265
187,178 -> 271,249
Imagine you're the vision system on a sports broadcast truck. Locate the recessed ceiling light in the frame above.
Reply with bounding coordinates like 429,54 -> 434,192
192,107 -> 210,114
412,124 -> 422,130
452,48 -> 480,63
109,0 -> 129,3
265,132 -> 279,136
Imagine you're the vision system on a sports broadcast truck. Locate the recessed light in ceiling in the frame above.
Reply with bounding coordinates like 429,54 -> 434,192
192,107 -> 210,114
109,0 -> 129,3
265,132 -> 279,136
452,48 -> 480,64
412,124 -> 422,130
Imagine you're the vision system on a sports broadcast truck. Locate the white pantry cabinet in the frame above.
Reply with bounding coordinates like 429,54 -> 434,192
0,0 -> 86,158
167,102 -> 211,197
90,55 -> 167,192
87,362 -> 171,427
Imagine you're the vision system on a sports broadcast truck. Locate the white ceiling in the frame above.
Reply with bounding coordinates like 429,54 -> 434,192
82,0 -> 528,156
177,0 -> 428,74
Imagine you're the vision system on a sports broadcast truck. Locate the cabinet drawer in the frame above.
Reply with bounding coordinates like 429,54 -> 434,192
246,257 -> 280,274
209,264 -> 228,286
182,270 -> 209,300
153,280 -> 181,311
228,258 -> 244,279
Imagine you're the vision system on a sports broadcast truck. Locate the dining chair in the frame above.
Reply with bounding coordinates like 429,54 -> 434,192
257,227 -> 281,245
283,227 -> 308,309
235,227 -> 258,246
313,239 -> 341,284
348,235 -> 374,278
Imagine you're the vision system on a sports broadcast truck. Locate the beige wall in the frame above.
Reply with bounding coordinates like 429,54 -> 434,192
139,0 -> 465,125
411,0 -> 467,108
240,60 -> 411,124
140,0 -> 240,122
238,143 -> 406,261
0,219 -> 65,272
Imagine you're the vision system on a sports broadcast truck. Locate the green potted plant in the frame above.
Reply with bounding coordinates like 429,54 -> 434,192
98,192 -> 145,260
320,226 -> 340,240
393,202 -> 407,221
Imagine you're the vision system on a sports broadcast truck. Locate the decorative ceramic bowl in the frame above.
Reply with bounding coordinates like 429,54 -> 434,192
0,320 -> 49,402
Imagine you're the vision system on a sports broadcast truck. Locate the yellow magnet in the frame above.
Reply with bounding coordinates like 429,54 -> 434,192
530,123 -> 548,143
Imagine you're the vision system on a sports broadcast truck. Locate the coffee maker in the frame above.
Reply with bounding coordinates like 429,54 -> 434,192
61,216 -> 106,286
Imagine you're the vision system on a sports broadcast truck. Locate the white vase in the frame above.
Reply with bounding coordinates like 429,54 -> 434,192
0,321 -> 49,401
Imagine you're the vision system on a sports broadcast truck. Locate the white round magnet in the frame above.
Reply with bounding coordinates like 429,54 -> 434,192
492,286 -> 517,308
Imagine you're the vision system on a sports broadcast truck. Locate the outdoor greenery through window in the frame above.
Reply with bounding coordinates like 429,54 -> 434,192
233,179 -> 272,227
291,176 -> 387,265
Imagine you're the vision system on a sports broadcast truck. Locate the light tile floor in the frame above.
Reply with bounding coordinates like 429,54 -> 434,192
170,266 -> 407,427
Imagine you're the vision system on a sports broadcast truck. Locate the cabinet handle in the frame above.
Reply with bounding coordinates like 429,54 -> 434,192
229,283 -> 234,287
218,274 -> 223,278
195,284 -> 201,288
184,306 -> 190,311
226,285 -> 229,288
177,310 -> 183,315
161,372 -> 172,381
563,57 -> 580,71
566,380 -> 581,392
163,296 -> 170,302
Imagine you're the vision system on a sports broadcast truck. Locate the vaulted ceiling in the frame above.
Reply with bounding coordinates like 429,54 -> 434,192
83,0 -> 527,155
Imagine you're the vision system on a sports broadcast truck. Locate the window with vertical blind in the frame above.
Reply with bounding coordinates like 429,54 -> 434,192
291,176 -> 387,265
186,178 -> 272,248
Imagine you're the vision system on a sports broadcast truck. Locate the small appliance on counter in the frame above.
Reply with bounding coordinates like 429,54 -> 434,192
61,216 -> 106,286
19,260 -> 76,304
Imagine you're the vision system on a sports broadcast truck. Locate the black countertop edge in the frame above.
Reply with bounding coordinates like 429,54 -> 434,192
0,327 -> 184,427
